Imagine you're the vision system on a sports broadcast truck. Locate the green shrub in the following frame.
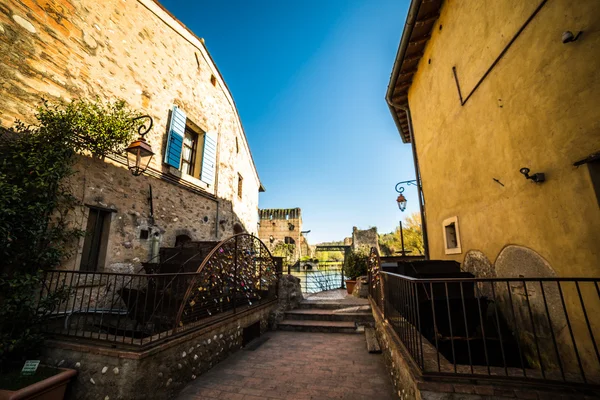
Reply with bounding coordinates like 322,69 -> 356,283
0,98 -> 142,370
344,250 -> 369,280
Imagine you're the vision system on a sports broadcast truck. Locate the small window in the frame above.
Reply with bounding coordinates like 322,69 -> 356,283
237,174 -> 243,199
235,137 -> 239,154
233,223 -> 244,234
210,74 -> 217,86
285,237 -> 295,245
175,234 -> 192,247
140,229 -> 149,240
443,216 -> 462,255
181,127 -> 199,177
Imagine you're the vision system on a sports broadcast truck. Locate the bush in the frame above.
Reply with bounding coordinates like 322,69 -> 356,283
0,98 -> 142,370
344,250 -> 369,280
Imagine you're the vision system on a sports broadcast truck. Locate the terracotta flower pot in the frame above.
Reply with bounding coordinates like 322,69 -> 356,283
0,368 -> 77,400
345,279 -> 357,295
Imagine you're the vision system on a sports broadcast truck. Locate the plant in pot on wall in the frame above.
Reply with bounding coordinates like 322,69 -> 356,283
0,99 -> 143,399
344,250 -> 369,295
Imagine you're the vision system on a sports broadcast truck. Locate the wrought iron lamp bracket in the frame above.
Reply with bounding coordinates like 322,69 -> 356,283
395,179 -> 418,193
131,115 -> 153,139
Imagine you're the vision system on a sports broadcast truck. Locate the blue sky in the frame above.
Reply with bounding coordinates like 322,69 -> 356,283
160,0 -> 419,243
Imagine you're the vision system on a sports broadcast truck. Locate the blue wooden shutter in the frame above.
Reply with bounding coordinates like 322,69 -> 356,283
200,130 -> 218,186
164,106 -> 186,168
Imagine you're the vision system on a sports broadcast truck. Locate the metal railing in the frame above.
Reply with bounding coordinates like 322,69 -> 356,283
38,234 -> 280,348
289,261 -> 344,294
368,248 -> 600,386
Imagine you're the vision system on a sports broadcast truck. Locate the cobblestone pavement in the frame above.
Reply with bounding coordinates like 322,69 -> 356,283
175,330 -> 397,400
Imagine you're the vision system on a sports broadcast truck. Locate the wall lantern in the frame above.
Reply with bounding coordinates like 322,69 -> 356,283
520,167 -> 545,183
269,235 -> 274,243
396,193 -> 407,212
125,115 -> 154,176
395,180 -> 418,212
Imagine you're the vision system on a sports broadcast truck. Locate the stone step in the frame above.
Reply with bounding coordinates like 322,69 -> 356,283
365,327 -> 381,353
297,300 -> 368,310
278,319 -> 359,334
285,309 -> 374,323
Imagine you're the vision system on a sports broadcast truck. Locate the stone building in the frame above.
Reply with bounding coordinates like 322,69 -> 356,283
0,0 -> 264,272
386,0 -> 600,278
258,208 -> 311,260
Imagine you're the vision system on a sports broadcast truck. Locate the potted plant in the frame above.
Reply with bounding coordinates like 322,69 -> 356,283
344,250 -> 368,294
0,99 -> 143,398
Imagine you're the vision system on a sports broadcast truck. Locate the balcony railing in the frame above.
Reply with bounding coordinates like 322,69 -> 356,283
368,247 -> 600,386
38,234 -> 281,348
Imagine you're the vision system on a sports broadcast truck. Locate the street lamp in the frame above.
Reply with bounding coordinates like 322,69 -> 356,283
125,115 -> 154,176
395,180 -> 417,212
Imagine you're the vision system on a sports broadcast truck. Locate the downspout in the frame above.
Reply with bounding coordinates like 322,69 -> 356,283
385,0 -> 430,259
393,103 -> 430,260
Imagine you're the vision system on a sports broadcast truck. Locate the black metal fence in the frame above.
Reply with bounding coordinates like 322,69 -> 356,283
289,261 -> 344,294
38,234 -> 280,348
369,257 -> 600,386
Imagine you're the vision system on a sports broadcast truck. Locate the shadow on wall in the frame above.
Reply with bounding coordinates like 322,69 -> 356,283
62,155 -> 254,273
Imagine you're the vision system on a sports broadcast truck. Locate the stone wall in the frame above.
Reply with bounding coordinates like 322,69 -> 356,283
42,301 -> 276,400
351,226 -> 379,253
0,0 -> 263,270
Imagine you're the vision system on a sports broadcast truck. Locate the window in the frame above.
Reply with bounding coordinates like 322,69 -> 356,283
80,207 -> 112,271
285,237 -> 296,245
235,137 -> 239,154
164,105 -> 218,187
175,234 -> 192,247
210,74 -> 217,86
237,173 -> 243,199
442,216 -> 462,255
181,127 -> 198,176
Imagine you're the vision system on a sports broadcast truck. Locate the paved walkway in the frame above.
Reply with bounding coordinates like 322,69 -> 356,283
176,330 -> 397,400
305,289 -> 349,301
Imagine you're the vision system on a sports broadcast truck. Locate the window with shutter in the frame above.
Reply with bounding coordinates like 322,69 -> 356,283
200,130 -> 218,186
164,106 -> 186,169
164,106 -> 218,187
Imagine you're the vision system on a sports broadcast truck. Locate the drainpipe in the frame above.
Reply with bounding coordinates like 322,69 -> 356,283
388,100 -> 430,260
401,105 -> 429,260
385,0 -> 430,259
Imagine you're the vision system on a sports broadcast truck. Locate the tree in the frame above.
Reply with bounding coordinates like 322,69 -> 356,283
378,212 -> 424,256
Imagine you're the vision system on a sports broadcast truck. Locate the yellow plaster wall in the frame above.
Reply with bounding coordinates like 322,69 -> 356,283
408,0 -> 600,276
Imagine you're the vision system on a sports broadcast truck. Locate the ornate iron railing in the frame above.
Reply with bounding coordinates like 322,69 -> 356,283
37,234 -> 280,348
175,234 -> 279,332
368,247 -> 600,387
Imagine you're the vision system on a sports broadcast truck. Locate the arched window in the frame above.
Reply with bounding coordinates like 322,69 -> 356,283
175,234 -> 192,247
233,223 -> 245,234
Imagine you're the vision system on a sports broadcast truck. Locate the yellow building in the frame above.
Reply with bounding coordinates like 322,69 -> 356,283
387,0 -> 600,278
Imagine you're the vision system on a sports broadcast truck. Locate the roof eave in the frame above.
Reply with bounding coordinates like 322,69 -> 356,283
385,0 -> 443,144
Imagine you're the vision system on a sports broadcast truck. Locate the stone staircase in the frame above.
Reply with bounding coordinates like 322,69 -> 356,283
278,298 -> 374,334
